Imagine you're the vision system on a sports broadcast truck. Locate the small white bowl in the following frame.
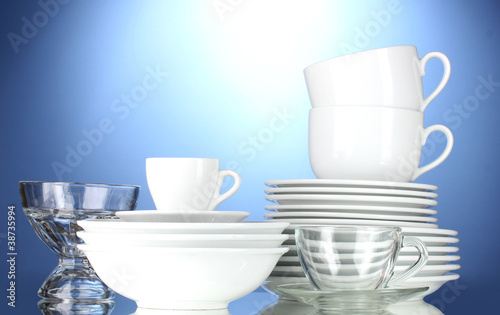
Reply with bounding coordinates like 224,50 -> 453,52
78,245 -> 289,310
77,221 -> 290,235
116,210 -> 250,223
77,231 -> 288,248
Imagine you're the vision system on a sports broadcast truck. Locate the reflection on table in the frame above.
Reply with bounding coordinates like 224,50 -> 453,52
38,298 -> 114,315
254,298 -> 444,315
130,308 -> 231,315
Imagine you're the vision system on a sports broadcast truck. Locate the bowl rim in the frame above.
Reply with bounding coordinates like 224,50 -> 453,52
78,244 -> 289,255
19,181 -> 140,188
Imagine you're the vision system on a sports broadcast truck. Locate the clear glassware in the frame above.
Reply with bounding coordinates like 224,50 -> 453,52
295,226 -> 428,291
19,181 -> 140,301
38,298 -> 114,315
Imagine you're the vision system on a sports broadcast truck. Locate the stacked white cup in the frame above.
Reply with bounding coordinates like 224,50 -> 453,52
304,45 -> 453,182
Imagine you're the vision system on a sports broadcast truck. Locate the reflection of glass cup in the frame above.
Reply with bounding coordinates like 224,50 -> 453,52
146,158 -> 241,211
19,181 -> 139,300
295,226 -> 428,290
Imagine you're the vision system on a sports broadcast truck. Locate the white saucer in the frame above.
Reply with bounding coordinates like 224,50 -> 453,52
265,179 -> 437,191
77,221 -> 290,235
265,187 -> 438,199
264,211 -> 437,223
117,210 -> 249,223
266,194 -> 437,208
271,218 -> 438,229
265,204 -> 438,217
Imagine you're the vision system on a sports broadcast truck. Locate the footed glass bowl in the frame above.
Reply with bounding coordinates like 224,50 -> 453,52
19,181 -> 139,301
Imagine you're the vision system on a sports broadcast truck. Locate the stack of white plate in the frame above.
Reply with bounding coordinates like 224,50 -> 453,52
76,211 -> 290,312
262,179 -> 460,301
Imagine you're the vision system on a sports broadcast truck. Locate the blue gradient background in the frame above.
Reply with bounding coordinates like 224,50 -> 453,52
1,0 -> 499,314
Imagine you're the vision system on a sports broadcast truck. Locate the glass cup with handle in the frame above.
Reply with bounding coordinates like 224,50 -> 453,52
295,225 -> 428,290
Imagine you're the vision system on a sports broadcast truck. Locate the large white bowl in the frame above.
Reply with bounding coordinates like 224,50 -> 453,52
77,221 -> 289,234
78,245 -> 289,310
77,231 -> 288,248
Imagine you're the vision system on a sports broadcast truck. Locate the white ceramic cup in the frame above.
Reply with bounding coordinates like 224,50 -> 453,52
304,45 -> 451,112
309,106 -> 454,182
146,158 -> 241,211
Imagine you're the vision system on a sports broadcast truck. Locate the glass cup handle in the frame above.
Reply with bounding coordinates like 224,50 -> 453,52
419,51 -> 451,112
207,170 -> 241,211
388,236 -> 429,286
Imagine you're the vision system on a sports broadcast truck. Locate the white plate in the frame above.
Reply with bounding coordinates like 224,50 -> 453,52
396,255 -> 461,265
264,211 -> 437,223
271,218 -> 438,229
277,255 -> 461,267
283,226 -> 456,236
77,220 -> 289,234
392,273 -> 460,301
77,231 -> 288,248
265,179 -> 437,191
271,265 -> 460,278
266,194 -> 437,208
265,204 -> 437,217
281,245 -> 458,256
117,210 -> 250,223
400,227 -> 458,237
265,187 -> 438,199
282,234 -> 458,246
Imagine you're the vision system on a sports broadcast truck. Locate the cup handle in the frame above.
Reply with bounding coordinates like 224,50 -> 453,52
411,124 -> 454,181
419,52 -> 451,112
207,170 -> 241,211
388,236 -> 429,286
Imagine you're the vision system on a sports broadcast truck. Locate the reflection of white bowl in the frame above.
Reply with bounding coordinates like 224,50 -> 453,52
79,245 -> 288,310
77,231 -> 288,248
116,210 -> 249,223
77,221 -> 289,235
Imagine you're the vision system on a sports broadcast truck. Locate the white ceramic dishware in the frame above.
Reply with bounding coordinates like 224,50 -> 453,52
309,106 -> 454,182
77,231 -> 288,248
265,179 -> 437,191
79,245 -> 288,311
116,210 -> 249,223
77,220 -> 290,235
395,273 -> 460,301
265,187 -> 438,199
304,45 -> 450,112
295,226 -> 428,290
266,194 -> 438,208
265,211 -> 437,223
271,264 -> 460,278
276,254 -> 460,267
276,218 -> 438,229
146,158 -> 241,211
265,204 -> 438,217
